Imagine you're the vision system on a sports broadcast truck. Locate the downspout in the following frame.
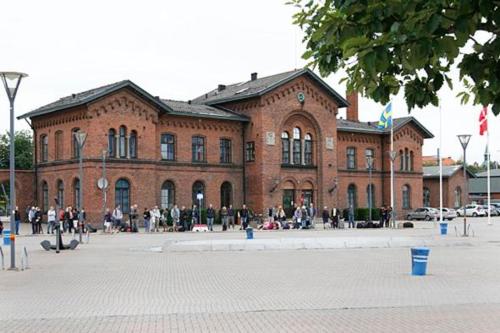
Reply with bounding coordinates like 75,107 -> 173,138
241,122 -> 246,205
25,118 -> 37,207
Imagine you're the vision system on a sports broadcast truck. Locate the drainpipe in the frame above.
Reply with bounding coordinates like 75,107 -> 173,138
241,122 -> 246,205
25,118 -> 37,208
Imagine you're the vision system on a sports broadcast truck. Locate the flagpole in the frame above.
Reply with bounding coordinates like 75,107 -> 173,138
439,103 -> 443,225
390,101 -> 395,228
487,108 -> 491,225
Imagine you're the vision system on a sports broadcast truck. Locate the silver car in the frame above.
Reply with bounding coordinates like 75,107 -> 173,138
440,208 -> 457,220
482,205 -> 500,216
406,207 -> 438,221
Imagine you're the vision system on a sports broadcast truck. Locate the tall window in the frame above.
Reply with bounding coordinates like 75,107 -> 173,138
399,149 -> 404,171
365,148 -> 374,169
409,151 -> 414,171
115,179 -> 130,213
404,148 -> 409,171
42,181 -> 48,213
454,187 -> 462,208
129,130 -> 137,158
281,132 -> 290,164
366,184 -> 375,208
402,184 -> 411,209
423,187 -> 431,207
161,134 -> 175,160
347,184 -> 357,209
119,126 -> 127,158
55,130 -> 63,160
72,128 -> 80,159
220,139 -> 232,163
108,129 -> 116,157
57,179 -> 64,207
293,127 -> 301,164
192,181 -> 205,208
347,147 -> 356,169
304,134 -> 313,165
40,135 -> 48,162
245,142 -> 255,162
220,182 -> 232,208
73,178 -> 80,209
160,181 -> 175,209
192,136 -> 206,162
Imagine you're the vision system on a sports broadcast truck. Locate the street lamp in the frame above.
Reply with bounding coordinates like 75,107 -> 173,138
98,150 -> 109,231
196,192 -> 203,224
74,131 -> 87,243
457,134 -> 471,237
0,71 -> 28,270
366,156 -> 374,223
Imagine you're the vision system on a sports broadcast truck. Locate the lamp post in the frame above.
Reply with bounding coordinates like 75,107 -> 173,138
74,131 -> 87,243
457,134 -> 471,237
366,156 -> 374,222
196,192 -> 203,224
99,150 -> 108,231
0,71 -> 28,270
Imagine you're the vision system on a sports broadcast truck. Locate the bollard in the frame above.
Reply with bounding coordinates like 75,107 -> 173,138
0,246 -> 4,270
86,230 -> 90,244
3,230 -> 11,246
245,227 -> 253,240
411,247 -> 430,276
439,222 -> 448,235
23,247 -> 29,269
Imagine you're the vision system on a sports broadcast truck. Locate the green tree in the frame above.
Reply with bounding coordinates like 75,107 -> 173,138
290,0 -> 500,114
0,130 -> 33,170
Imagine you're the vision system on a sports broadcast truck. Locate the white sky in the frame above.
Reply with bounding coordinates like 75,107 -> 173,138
1,0 -> 498,164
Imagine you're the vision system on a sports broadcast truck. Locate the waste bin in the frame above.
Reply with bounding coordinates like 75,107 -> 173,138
3,229 -> 11,246
411,247 -> 430,276
439,222 -> 448,235
246,227 -> 253,240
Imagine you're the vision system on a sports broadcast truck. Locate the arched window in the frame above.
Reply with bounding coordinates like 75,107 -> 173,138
454,187 -> 462,208
73,178 -> 80,209
129,130 -> 137,158
423,187 -> 431,207
366,184 -> 375,208
304,134 -> 313,165
42,181 -> 48,213
399,149 -> 404,171
192,136 -> 206,162
72,128 -> 80,159
292,127 -> 301,164
347,184 -> 357,209
404,148 -> 409,171
108,129 -> 116,157
57,179 -> 64,207
402,184 -> 411,209
161,133 -> 175,160
409,151 -> 414,171
115,179 -> 130,214
40,135 -> 48,162
55,130 -> 63,160
281,132 -> 290,164
119,126 -> 127,158
160,181 -> 175,209
220,182 -> 232,208
192,181 -> 205,208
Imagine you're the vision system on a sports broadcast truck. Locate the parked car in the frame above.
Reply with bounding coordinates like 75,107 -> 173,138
491,203 -> 500,214
481,205 -> 500,216
406,207 -> 438,221
440,208 -> 457,220
456,204 -> 486,217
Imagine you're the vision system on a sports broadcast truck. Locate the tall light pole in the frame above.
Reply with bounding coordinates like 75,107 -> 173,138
74,131 -> 87,243
366,155 -> 374,222
0,71 -> 28,270
99,150 -> 108,231
457,134 -> 471,237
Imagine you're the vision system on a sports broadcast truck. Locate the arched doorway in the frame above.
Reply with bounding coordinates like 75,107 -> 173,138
220,182 -> 232,208
282,180 -> 295,217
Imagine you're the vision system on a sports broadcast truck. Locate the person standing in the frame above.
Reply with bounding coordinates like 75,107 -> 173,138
386,206 -> 393,228
348,204 -> 355,228
29,206 -> 36,234
162,208 -> 170,232
322,206 -> 329,229
308,203 -> 317,228
104,208 -> 113,233
170,204 -> 180,231
129,205 -> 138,232
180,206 -> 189,232
151,206 -> 161,232
112,205 -> 123,232
14,206 -> 21,235
293,206 -> 302,229
220,206 -> 228,231
191,204 -> 199,226
71,207 -> 79,235
206,204 -> 215,231
47,206 -> 56,234
227,205 -> 235,230
239,204 -> 249,230
143,207 -> 150,233
331,207 -> 339,229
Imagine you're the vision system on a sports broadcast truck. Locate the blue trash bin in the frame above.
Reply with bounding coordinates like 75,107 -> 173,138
3,229 -> 11,246
246,227 -> 253,240
411,247 -> 430,276
439,222 -> 448,235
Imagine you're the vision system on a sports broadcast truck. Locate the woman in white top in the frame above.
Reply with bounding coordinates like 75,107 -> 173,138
47,206 -> 56,234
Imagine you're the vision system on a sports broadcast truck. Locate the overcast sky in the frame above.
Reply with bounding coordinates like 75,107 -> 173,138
1,0 -> 497,164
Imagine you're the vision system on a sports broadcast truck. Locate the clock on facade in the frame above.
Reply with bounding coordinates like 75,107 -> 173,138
297,92 -> 305,103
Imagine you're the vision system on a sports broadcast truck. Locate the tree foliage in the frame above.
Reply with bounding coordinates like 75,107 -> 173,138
0,130 -> 33,170
290,0 -> 500,114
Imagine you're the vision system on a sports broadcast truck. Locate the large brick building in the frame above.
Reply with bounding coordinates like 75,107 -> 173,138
18,68 -> 433,222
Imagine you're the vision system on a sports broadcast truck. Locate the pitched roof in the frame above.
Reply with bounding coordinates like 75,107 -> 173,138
475,169 -> 500,177
161,100 -> 249,122
337,116 -> 434,138
192,68 -> 349,107
469,177 -> 500,193
423,165 -> 460,178
18,80 -> 172,120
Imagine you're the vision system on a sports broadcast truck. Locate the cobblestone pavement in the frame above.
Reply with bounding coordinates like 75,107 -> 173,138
1,218 -> 500,332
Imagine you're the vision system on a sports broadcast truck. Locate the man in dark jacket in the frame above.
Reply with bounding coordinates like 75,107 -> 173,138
206,204 -> 215,231
239,204 -> 249,230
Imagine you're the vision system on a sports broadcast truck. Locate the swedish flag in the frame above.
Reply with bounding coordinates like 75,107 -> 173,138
377,102 -> 393,129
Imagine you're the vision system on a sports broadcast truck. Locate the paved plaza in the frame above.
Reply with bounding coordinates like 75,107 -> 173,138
1,218 -> 500,332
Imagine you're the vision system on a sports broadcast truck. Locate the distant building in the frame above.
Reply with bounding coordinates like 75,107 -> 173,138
469,169 -> 500,203
422,165 -> 473,208
422,156 -> 457,166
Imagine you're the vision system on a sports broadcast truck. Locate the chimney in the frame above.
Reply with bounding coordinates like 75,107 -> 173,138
188,100 -> 192,105
218,84 -> 226,92
346,90 -> 358,122
251,72 -> 258,81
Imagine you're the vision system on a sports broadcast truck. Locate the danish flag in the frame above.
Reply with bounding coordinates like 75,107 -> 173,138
479,106 -> 488,136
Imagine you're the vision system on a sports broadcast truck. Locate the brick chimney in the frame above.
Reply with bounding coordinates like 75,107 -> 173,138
251,72 -> 258,81
346,90 -> 358,122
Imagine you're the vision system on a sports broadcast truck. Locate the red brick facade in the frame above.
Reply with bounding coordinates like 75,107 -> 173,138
19,70 -> 433,223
